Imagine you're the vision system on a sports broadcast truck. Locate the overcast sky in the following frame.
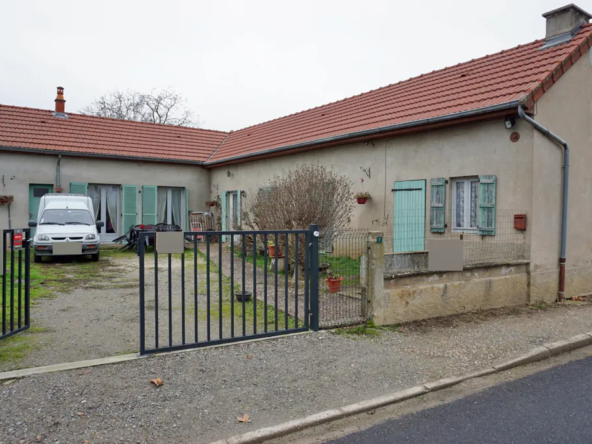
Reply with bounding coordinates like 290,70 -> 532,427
1,0 -> 590,131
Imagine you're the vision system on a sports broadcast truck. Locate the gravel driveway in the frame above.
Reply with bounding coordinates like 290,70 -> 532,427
2,301 -> 592,443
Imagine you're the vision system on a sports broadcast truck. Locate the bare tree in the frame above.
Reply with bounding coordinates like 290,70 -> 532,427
243,164 -> 354,264
80,88 -> 198,127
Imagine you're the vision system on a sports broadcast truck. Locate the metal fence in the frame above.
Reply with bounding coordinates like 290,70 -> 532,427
319,229 -> 369,328
383,209 -> 530,273
138,226 -> 319,355
1,229 -> 31,340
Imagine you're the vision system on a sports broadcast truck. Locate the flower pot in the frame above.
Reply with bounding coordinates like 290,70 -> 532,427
326,277 -> 343,293
267,245 -> 277,257
356,197 -> 368,204
235,291 -> 252,302
319,262 -> 331,273
206,202 -> 216,207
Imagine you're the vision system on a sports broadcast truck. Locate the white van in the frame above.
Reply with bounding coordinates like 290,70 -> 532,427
28,194 -> 103,263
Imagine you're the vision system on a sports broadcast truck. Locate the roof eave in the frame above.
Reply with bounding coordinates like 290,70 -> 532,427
204,100 -> 521,167
0,145 -> 205,165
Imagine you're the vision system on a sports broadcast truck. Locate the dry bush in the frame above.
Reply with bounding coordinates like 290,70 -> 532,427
243,164 -> 354,265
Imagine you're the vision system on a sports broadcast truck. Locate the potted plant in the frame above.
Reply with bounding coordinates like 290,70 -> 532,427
0,195 -> 14,205
325,272 -> 343,293
354,192 -> 371,205
267,239 -> 279,257
205,200 -> 217,207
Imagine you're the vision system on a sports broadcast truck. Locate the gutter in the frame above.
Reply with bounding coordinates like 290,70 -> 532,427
518,105 -> 569,301
56,154 -> 62,191
0,146 -> 204,166
204,101 -> 521,166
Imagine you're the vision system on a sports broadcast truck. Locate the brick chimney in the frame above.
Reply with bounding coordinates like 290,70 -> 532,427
542,4 -> 591,47
55,86 -> 66,114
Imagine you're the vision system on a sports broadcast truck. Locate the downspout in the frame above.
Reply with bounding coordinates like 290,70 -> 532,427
518,105 -> 569,301
56,154 -> 62,192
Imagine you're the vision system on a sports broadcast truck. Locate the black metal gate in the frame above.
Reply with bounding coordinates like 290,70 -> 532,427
138,224 -> 320,355
1,229 -> 31,340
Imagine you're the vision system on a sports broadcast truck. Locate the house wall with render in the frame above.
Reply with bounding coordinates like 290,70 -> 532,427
210,117 -> 535,239
0,151 -> 210,234
529,49 -> 592,302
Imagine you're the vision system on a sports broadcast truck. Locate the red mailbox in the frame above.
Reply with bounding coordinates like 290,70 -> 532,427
514,214 -> 527,231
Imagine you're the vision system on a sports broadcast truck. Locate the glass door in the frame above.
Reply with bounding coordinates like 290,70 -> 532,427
88,185 -> 121,242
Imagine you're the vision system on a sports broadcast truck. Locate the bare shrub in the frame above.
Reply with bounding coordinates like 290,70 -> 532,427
243,164 -> 354,265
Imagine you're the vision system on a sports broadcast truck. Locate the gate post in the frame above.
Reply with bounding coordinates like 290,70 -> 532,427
138,232 -> 146,355
309,224 -> 320,331
24,229 -> 31,327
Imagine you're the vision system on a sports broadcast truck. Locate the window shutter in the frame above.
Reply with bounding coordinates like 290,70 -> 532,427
221,191 -> 228,242
122,185 -> 138,234
141,186 -> 158,225
430,178 -> 446,233
185,187 -> 189,232
478,175 -> 496,236
70,182 -> 87,195
236,190 -> 242,229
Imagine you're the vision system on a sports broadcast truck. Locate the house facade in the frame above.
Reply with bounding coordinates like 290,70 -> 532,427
1,4 -> 591,308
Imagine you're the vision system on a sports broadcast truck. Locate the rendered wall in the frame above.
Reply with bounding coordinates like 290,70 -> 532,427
0,151 -> 210,232
529,49 -> 592,301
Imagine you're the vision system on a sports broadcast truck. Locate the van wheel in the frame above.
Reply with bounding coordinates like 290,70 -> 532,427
34,254 -> 42,264
91,252 -> 100,262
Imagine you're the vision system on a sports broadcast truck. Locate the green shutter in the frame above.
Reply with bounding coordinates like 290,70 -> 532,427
236,190 -> 242,229
70,182 -> 87,195
122,185 -> 138,234
430,178 -> 446,233
185,187 -> 189,232
478,175 -> 496,236
393,180 -> 426,253
141,186 -> 158,225
221,191 -> 227,242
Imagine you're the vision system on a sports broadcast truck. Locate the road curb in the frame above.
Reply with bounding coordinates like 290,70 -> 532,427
210,331 -> 592,444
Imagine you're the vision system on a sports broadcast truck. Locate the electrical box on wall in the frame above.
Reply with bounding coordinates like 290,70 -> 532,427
514,214 -> 527,230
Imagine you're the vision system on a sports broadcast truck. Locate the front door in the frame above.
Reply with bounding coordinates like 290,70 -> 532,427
393,180 -> 426,253
28,184 -> 54,236
88,184 -> 121,242
227,191 -> 239,231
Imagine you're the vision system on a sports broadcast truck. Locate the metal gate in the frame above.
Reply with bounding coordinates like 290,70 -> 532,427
1,229 -> 31,340
138,225 -> 320,355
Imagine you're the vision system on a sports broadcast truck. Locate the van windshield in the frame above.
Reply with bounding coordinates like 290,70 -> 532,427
40,209 -> 94,226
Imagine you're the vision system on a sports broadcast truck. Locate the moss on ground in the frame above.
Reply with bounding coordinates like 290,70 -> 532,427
333,320 -> 401,338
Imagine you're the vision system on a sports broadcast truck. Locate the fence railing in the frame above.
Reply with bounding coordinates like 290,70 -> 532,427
1,229 -> 31,340
138,227 -> 319,355
382,209 -> 530,273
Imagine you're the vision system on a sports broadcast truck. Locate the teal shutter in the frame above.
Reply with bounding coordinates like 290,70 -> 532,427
185,187 -> 189,232
430,178 -> 446,233
221,191 -> 228,242
393,180 -> 426,253
141,186 -> 158,225
236,190 -> 242,229
122,185 -> 138,233
478,175 -> 496,236
70,182 -> 87,195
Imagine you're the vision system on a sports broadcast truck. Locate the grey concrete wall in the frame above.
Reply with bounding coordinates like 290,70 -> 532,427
375,263 -> 530,325
0,151 -> 210,232
529,49 -> 592,301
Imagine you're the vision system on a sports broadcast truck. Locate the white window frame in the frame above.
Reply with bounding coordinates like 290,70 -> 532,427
451,177 -> 479,232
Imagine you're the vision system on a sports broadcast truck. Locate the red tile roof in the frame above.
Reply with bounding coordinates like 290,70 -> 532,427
0,105 -> 229,163
1,26 -> 591,165
206,24 -> 592,165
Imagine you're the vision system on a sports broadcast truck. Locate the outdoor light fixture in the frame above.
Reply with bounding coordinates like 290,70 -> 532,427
505,117 -> 516,129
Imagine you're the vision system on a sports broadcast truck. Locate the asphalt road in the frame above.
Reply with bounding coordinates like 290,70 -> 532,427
328,355 -> 592,444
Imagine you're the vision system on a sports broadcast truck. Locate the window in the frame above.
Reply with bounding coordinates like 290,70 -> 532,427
452,177 -> 479,231
157,187 -> 185,229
